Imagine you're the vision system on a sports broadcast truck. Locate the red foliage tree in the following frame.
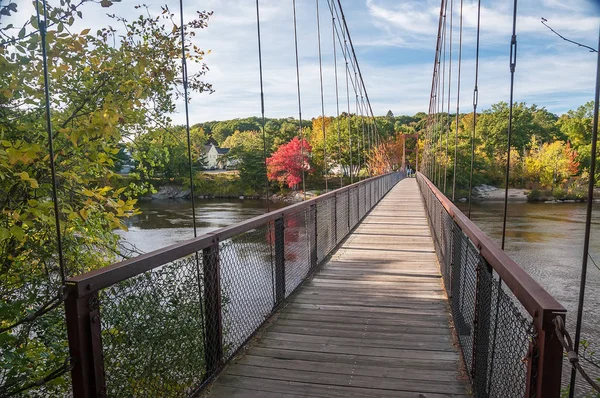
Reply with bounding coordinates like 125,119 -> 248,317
266,137 -> 313,189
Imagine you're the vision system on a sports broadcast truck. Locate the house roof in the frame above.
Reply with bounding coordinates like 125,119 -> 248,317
215,147 -> 230,155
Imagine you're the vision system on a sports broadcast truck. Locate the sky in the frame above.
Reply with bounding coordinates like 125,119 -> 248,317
5,0 -> 600,124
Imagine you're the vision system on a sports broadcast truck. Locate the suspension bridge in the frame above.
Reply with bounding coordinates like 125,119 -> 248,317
4,0 -> 600,396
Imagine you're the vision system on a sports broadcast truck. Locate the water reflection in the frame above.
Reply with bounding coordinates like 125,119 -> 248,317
117,199 -> 287,253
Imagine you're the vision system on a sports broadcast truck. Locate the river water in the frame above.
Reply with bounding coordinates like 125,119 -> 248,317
117,199 -> 287,253
118,197 -> 600,391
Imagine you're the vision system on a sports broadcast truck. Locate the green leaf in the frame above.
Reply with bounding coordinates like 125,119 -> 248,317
0,227 -> 9,240
10,225 -> 24,241
18,27 -> 25,39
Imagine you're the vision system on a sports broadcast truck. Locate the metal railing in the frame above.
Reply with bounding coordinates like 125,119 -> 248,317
63,172 -> 402,397
417,172 -> 566,398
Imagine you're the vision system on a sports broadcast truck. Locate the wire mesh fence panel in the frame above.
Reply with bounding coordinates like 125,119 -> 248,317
336,192 -> 349,245
99,256 -> 206,397
349,186 -> 359,229
284,208 -> 312,296
316,197 -> 336,262
362,181 -> 368,217
452,232 -> 479,378
357,183 -> 365,220
219,224 -> 275,361
483,268 -> 533,398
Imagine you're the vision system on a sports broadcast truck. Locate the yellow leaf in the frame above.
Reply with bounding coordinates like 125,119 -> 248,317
79,208 -> 88,220
82,189 -> 95,197
80,28 -> 90,35
28,178 -> 39,189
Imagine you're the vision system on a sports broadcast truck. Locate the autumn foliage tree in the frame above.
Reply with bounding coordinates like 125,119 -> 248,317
0,1 -> 212,394
266,137 -> 312,189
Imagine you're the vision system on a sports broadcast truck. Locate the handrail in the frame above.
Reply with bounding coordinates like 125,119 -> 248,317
418,171 -> 565,398
66,172 -> 396,297
419,172 -> 565,321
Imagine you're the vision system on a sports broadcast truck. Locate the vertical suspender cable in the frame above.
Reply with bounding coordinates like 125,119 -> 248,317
428,0 -> 444,180
355,83 -> 361,180
329,0 -> 343,188
343,26 -> 353,183
335,0 -> 378,178
178,0 -> 199,238
445,0 -> 453,195
501,0 -> 518,251
36,0 -> 66,285
292,0 -> 306,200
487,3 -> 518,388
316,0 -> 328,192
467,0 -> 481,219
255,0 -> 270,212
179,0 -> 207,351
452,0 -> 463,201
570,27 -> 600,398
440,8 -> 446,189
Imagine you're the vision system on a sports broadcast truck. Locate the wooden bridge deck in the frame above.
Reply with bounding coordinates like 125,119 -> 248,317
207,178 -> 469,397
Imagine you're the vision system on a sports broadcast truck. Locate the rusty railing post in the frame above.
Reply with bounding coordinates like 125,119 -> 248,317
274,217 -> 286,304
525,312 -> 565,398
65,287 -> 107,398
202,241 -> 223,377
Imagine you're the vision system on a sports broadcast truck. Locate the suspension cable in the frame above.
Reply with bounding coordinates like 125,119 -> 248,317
292,0 -> 306,199
467,0 -> 481,219
328,0 -> 343,188
445,0 -> 453,195
342,24 -> 353,183
334,0 -> 379,149
255,0 -> 270,212
36,0 -> 66,285
452,0 -> 463,201
178,0 -> 199,237
570,26 -> 600,398
501,0 -> 518,251
316,0 -> 328,192
440,5 -> 446,189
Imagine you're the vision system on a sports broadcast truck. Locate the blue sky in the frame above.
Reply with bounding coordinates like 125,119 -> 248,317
7,0 -> 600,123
182,0 -> 599,123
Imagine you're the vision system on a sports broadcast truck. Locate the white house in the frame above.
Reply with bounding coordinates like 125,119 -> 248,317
203,144 -> 234,169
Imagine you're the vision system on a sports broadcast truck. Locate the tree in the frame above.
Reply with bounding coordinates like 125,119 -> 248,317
130,126 -> 208,182
222,130 -> 267,191
267,137 -> 312,189
386,110 -> 395,120
0,1 -> 212,394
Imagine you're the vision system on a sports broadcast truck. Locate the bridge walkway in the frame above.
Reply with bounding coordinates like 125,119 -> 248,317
207,178 -> 470,397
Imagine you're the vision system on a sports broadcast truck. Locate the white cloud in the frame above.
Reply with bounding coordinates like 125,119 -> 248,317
3,0 -> 598,125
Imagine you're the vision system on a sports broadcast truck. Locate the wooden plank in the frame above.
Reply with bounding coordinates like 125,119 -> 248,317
236,355 -> 461,383
224,364 -> 468,395
248,347 -> 461,372
267,324 -> 452,342
207,178 -> 470,397
209,375 -> 468,398
254,339 -> 460,362
271,319 -> 453,336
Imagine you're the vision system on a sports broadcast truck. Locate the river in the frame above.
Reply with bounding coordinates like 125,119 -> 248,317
118,197 -> 600,392
117,199 -> 287,253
